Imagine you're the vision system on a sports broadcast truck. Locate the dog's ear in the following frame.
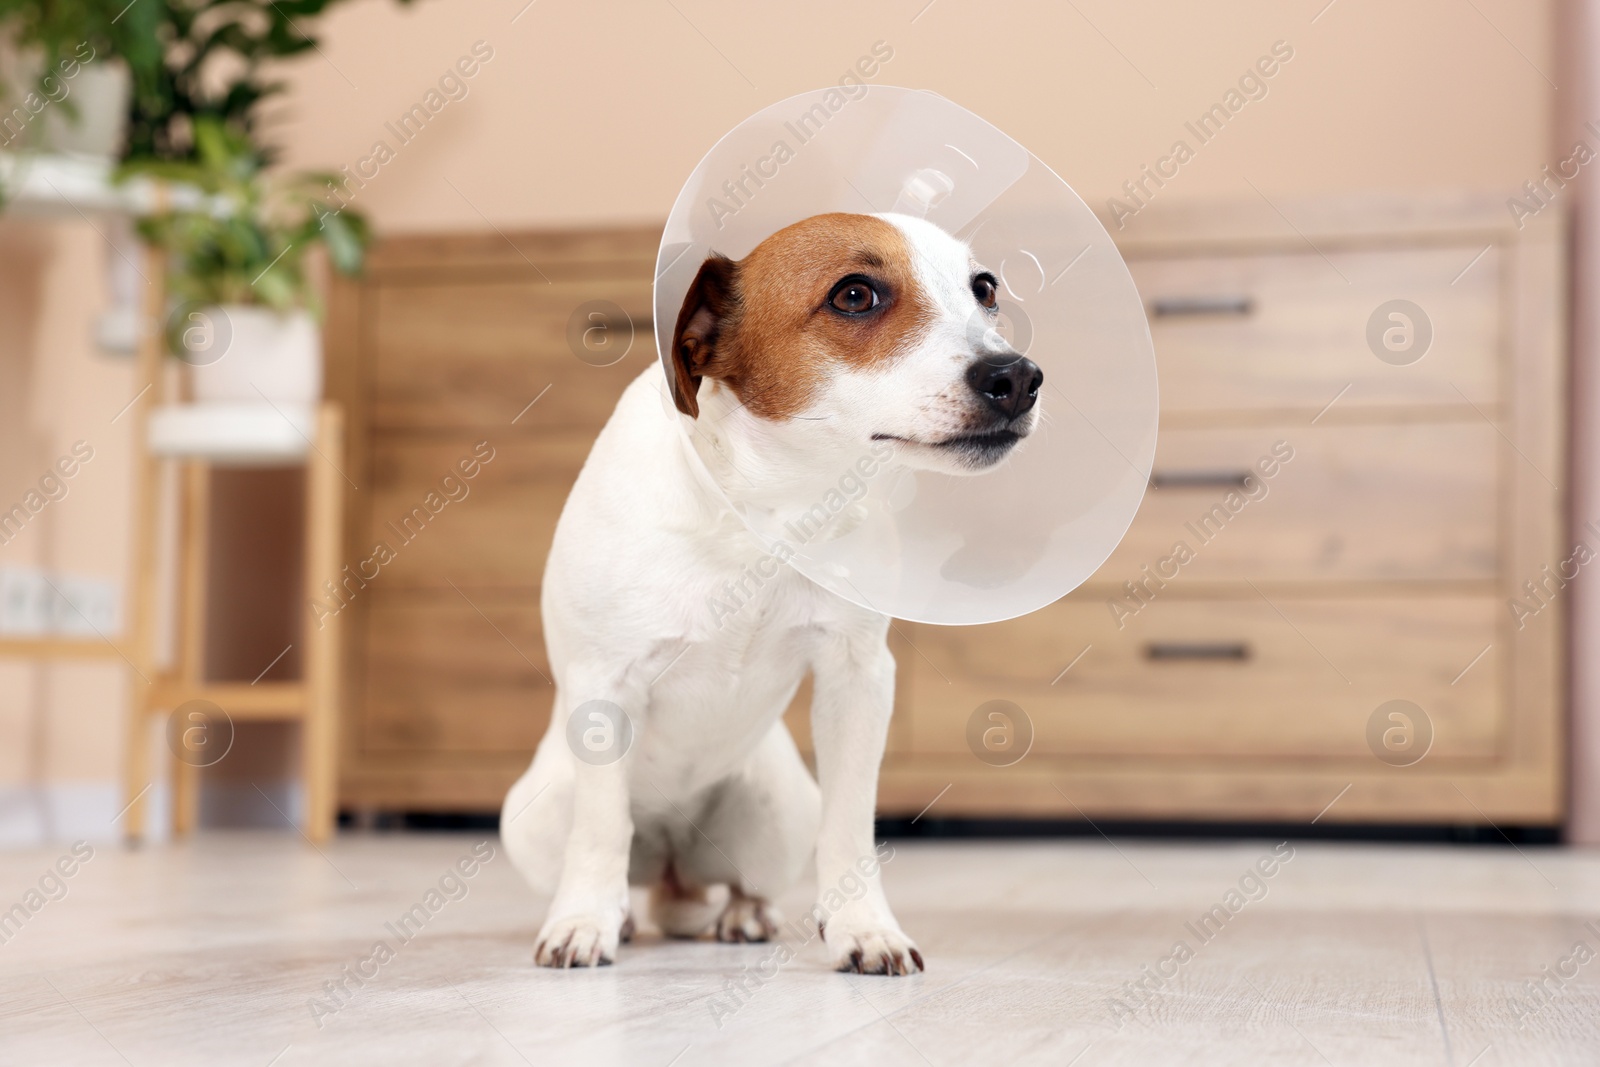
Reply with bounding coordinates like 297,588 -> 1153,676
670,254 -> 739,418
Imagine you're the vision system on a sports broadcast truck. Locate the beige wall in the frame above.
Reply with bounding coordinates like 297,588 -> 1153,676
271,0 -> 1555,232
0,220 -> 137,841
0,0 -> 1561,840
1559,0 -> 1600,844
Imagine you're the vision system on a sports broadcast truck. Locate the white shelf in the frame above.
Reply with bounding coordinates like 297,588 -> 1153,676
0,150 -> 209,217
147,402 -> 318,464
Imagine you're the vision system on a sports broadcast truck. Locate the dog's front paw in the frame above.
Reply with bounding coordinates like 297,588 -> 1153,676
534,912 -> 621,968
824,920 -> 924,976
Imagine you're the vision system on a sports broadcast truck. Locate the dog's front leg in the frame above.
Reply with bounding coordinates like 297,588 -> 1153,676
534,681 -> 635,968
810,633 -> 923,976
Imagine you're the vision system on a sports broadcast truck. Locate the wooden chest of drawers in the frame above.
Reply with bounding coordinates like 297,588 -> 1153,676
328,195 -> 1566,827
325,230 -> 656,809
877,195 -> 1567,826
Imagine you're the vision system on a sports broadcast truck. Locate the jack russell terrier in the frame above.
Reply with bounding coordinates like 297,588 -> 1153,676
501,210 -> 1042,974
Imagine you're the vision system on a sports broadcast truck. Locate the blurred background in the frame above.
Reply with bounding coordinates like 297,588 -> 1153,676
2,0 -> 1596,850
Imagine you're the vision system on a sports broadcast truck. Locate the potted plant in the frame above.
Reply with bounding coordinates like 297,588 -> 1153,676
4,1 -> 384,382
2,0 -> 367,163
120,116 -> 368,403
0,0 -> 157,159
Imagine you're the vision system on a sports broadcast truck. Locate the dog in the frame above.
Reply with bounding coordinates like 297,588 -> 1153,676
500,210 -> 1042,973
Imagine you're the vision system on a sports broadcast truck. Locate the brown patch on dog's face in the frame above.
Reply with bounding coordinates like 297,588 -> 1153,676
670,213 -> 934,419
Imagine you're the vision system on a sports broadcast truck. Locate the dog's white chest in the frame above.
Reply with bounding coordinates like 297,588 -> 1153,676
639,560 -> 823,781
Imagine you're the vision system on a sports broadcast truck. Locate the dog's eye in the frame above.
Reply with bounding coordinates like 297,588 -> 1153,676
972,274 -> 999,310
829,276 -> 881,315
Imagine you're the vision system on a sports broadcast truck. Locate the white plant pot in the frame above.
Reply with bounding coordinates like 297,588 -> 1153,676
36,60 -> 131,158
2,49 -> 131,159
186,305 -> 323,406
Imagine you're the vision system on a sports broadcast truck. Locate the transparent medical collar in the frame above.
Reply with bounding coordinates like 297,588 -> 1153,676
654,86 -> 1157,625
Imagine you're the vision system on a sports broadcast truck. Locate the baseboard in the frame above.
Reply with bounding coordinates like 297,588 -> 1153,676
0,781 -> 168,847
0,778 -> 307,848
876,816 -> 1564,846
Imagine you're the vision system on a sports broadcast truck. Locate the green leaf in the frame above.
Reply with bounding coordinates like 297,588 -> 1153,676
318,209 -> 366,275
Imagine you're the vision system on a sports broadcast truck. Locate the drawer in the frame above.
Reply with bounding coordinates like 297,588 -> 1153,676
370,278 -> 650,431
1091,422 -> 1498,586
902,597 -> 1501,761
363,589 -> 549,753
1128,245 -> 1499,415
362,434 -> 588,588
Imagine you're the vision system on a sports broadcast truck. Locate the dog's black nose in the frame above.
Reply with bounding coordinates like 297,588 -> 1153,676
966,356 -> 1043,420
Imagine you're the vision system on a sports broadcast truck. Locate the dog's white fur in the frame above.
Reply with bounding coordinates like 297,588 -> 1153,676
501,212 -> 1036,973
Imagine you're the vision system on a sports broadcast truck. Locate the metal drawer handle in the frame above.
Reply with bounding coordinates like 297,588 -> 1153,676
1145,642 -> 1251,662
1150,295 -> 1254,318
1150,469 -> 1253,490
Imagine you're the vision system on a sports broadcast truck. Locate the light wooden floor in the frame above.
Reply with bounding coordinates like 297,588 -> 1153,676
4,833 -> 1600,1065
